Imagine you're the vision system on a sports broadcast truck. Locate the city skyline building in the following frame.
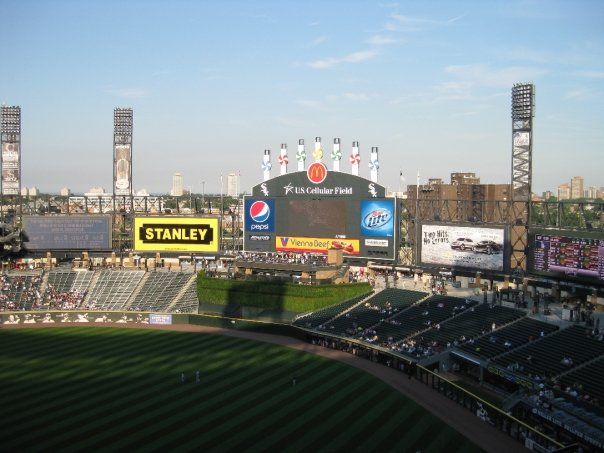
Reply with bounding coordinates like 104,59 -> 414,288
171,173 -> 183,197
570,176 -> 584,200
226,173 -> 238,197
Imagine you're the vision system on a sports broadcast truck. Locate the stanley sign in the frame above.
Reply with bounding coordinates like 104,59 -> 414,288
134,217 -> 219,252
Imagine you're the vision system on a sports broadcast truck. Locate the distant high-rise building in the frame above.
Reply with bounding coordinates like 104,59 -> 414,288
227,173 -> 238,197
171,173 -> 184,197
60,187 -> 71,197
558,183 -> 570,200
570,176 -> 584,199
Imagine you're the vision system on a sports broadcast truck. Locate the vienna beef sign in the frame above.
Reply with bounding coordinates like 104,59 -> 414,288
134,217 -> 219,252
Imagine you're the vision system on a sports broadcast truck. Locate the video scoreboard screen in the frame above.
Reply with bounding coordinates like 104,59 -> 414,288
243,169 -> 397,260
530,230 -> 604,282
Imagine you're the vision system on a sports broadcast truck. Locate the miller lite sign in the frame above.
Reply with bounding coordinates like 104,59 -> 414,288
360,200 -> 394,237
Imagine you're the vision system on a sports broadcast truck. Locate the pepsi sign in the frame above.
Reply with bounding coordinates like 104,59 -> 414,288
244,199 -> 275,232
360,200 -> 394,237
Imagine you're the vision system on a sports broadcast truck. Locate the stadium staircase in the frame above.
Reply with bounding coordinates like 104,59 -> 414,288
123,271 -> 151,310
166,273 -> 198,312
81,271 -> 101,307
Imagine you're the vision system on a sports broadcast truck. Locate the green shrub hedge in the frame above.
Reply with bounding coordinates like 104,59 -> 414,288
197,273 -> 372,312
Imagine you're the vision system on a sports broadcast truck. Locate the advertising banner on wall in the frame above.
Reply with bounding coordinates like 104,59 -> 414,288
134,217 -> 219,252
276,236 -> 360,254
420,224 -> 506,271
360,199 -> 394,237
1,142 -> 20,195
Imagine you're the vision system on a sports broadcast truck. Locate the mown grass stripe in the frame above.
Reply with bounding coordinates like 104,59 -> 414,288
109,352 -> 337,451
230,368 -> 383,452
57,336 -> 320,448
10,331 -> 259,449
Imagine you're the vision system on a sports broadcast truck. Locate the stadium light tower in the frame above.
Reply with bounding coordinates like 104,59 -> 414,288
510,83 -> 535,274
113,108 -> 133,198
511,83 -> 534,201
1,105 -> 22,198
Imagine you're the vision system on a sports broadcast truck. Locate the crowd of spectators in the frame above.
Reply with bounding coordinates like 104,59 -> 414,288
236,251 -> 328,266
39,286 -> 87,310
0,272 -> 43,311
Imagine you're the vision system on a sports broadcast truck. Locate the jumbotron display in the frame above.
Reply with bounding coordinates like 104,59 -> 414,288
243,169 -> 397,260
529,229 -> 604,283
419,223 -> 508,272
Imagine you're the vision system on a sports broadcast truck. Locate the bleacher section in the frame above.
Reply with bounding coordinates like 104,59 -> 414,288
319,288 -> 428,337
371,295 -> 477,347
292,291 -> 374,329
168,280 -> 200,313
493,324 -> 604,380
129,272 -> 194,312
84,269 -> 146,310
456,317 -> 560,360
558,357 -> 604,404
0,271 -> 44,311
410,304 -> 526,350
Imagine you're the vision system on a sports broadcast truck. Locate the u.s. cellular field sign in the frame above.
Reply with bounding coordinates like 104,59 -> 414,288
243,170 -> 398,261
134,217 -> 219,252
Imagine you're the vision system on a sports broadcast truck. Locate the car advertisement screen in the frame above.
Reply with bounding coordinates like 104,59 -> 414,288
134,217 -> 219,252
420,224 -> 506,271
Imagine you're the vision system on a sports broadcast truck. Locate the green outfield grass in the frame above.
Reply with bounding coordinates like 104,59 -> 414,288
0,327 -> 483,452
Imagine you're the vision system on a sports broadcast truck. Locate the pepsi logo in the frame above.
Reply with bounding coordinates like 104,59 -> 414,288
249,201 -> 271,223
363,209 -> 392,229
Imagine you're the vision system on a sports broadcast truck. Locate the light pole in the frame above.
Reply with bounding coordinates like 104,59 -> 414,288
202,181 -> 205,210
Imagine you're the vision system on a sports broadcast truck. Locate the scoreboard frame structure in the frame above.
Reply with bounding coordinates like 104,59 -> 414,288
243,168 -> 399,261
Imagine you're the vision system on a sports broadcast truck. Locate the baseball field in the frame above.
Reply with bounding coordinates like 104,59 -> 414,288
0,326 -> 483,452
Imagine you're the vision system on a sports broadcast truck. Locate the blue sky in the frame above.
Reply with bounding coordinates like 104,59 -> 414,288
1,0 -> 603,195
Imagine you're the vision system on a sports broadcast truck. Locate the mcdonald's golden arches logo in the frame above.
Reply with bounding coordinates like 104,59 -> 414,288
307,162 -> 327,184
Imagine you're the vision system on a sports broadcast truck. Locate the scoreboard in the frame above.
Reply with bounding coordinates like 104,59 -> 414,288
243,169 -> 398,261
529,229 -> 604,283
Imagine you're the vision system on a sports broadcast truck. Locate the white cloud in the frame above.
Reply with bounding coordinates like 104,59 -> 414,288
306,36 -> 327,47
388,13 -> 464,31
343,92 -> 369,101
305,49 -> 379,69
367,34 -> 398,45
445,64 -> 547,87
104,88 -> 147,98
296,99 -> 322,108
575,70 -> 604,79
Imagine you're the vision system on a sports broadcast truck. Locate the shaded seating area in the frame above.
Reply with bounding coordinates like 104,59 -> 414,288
292,291 -> 374,329
457,317 -> 559,360
374,295 -> 477,347
320,288 -> 428,337
558,357 -> 604,405
493,324 -> 604,380
411,304 -> 526,352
